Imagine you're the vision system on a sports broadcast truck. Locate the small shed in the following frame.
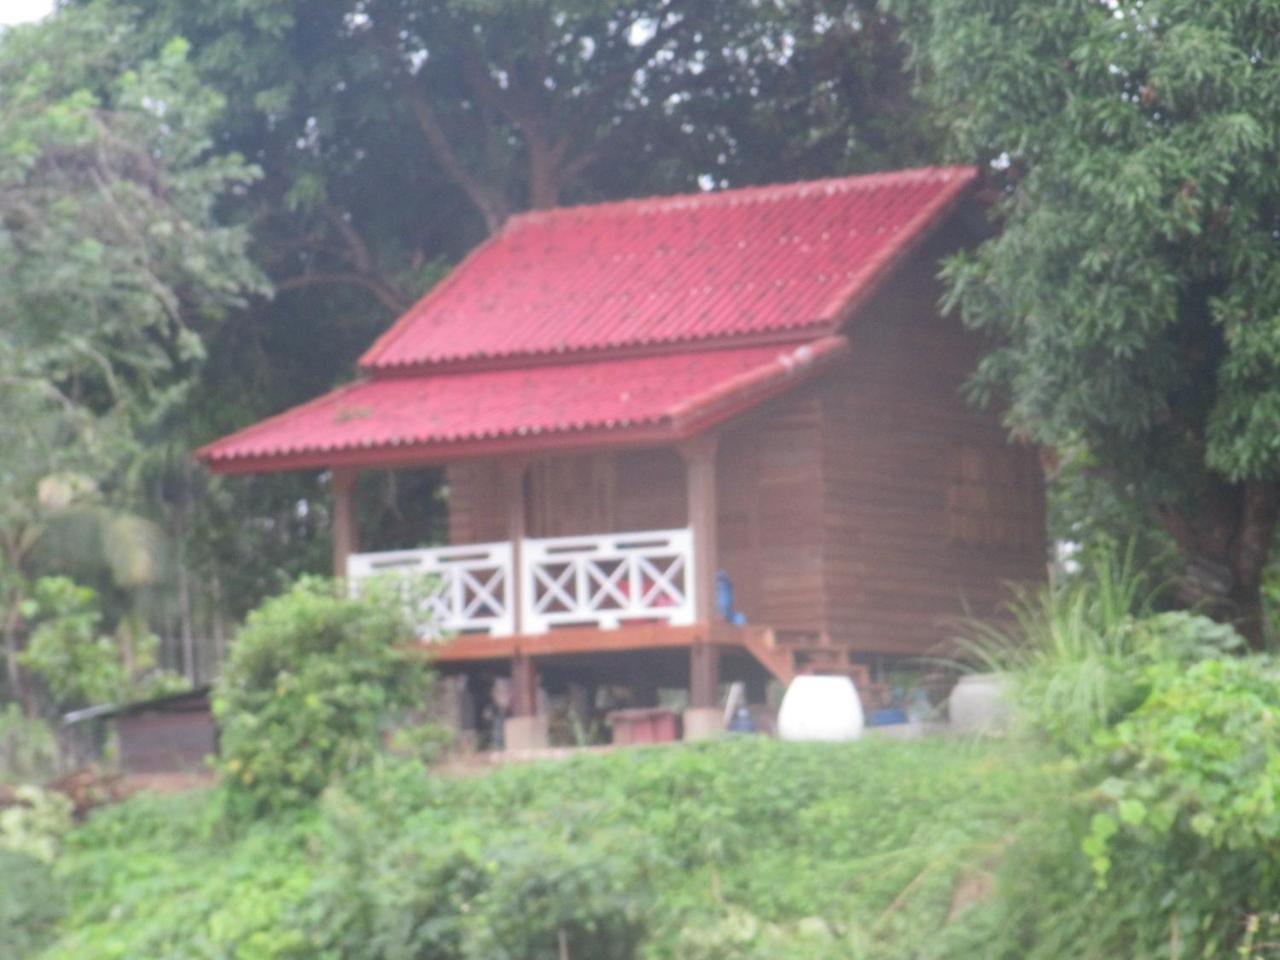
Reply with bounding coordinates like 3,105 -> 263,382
65,687 -> 216,775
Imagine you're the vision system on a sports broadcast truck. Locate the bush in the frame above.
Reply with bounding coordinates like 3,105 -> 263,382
0,704 -> 62,785
0,847 -> 65,958
212,576 -> 432,818
957,545 -> 1241,751
959,577 -> 1273,958
1077,655 -> 1280,955
0,784 -> 75,863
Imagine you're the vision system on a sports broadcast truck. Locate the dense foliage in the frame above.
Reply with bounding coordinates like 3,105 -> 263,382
955,555 -> 1280,958
28,738 -> 1026,960
43,0 -> 942,649
212,577 -> 430,817
0,6 -> 266,711
893,0 -> 1280,642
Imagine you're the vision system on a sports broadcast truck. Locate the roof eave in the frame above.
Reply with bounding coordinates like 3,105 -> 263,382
200,336 -> 849,476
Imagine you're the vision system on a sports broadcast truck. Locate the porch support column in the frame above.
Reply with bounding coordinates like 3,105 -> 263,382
503,459 -> 528,637
331,468 -> 359,579
681,434 -> 721,713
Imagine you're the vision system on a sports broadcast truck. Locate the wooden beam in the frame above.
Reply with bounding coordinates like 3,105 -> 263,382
681,433 -> 721,708
331,468 -> 359,579
429,622 -> 712,663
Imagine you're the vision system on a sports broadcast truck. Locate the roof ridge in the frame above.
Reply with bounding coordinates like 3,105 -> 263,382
503,165 -> 977,229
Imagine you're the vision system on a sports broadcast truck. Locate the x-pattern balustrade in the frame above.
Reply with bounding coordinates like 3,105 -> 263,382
347,528 -> 695,638
347,543 -> 515,637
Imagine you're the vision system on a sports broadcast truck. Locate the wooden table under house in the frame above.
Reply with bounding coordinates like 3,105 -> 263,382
198,166 -> 1046,747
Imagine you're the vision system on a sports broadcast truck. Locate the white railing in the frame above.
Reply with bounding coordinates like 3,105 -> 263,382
347,542 -> 515,637
521,528 -> 696,634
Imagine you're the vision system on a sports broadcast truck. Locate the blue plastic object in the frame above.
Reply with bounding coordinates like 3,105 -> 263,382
715,570 -> 735,621
868,707 -> 909,727
728,706 -> 756,733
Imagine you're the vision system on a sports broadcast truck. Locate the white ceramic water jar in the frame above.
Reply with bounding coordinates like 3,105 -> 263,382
777,675 -> 865,742
948,673 -> 1012,734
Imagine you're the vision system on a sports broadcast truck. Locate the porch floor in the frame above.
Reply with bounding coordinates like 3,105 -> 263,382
426,621 -> 796,685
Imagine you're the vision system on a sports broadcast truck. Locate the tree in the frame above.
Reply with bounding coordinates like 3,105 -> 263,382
103,0 -> 938,295
0,8 -> 267,709
891,0 -> 1280,644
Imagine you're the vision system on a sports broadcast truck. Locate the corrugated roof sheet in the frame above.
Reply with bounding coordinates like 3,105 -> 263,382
361,166 -> 976,371
199,338 -> 849,473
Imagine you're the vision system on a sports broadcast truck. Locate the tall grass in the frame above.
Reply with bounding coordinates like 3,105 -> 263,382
953,546 -> 1239,750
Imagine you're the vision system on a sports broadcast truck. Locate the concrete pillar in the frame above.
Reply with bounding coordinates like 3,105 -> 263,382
682,707 -> 724,741
503,714 -> 550,752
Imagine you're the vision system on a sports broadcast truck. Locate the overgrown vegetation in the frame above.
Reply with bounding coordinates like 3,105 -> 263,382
952,549 -> 1280,957
26,738 -> 1029,960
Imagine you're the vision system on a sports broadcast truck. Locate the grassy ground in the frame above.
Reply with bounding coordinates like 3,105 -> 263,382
29,736 -> 1035,960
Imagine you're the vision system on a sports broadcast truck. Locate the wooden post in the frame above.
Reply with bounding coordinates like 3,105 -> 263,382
511,651 -> 538,718
331,468 -> 359,579
681,434 -> 720,709
504,459 -> 537,717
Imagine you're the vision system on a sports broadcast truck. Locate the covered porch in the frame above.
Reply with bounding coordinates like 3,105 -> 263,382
335,437 -> 799,745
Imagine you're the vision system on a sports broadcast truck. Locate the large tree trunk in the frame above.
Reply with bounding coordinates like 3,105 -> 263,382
1159,478 -> 1279,649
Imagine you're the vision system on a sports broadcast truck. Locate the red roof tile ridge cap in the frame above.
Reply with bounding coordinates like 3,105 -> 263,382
507,165 -> 978,226
196,379 -> 370,463
362,326 -> 834,376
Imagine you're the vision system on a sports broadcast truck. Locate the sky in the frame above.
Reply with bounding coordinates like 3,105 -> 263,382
1,0 -> 54,26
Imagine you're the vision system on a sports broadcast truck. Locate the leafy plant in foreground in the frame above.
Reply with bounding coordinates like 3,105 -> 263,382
212,576 -> 432,818
955,546 -> 1242,750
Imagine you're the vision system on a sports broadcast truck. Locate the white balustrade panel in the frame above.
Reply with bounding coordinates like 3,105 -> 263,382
521,529 -> 695,634
347,542 -> 514,637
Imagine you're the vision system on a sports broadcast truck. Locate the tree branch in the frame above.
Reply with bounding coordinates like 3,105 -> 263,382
369,16 -> 511,234
274,272 -> 409,314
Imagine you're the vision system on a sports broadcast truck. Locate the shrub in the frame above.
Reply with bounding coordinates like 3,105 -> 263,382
0,784 -> 75,863
1078,655 -> 1280,955
957,545 -> 1241,750
0,704 -> 62,784
212,576 -> 431,818
0,847 -> 65,958
970,626 -> 1275,958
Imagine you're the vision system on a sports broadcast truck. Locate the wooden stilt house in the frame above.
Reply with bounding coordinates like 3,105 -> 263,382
198,166 -> 1045,738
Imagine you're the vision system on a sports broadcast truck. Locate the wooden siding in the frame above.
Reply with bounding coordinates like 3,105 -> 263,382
716,391 -> 827,639
447,449 -> 685,544
815,228 -> 1046,656
442,222 -> 1046,659
446,459 -> 507,544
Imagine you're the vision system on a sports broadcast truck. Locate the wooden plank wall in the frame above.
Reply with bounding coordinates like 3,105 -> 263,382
716,393 -> 827,638
446,449 -> 685,544
816,228 -> 1047,656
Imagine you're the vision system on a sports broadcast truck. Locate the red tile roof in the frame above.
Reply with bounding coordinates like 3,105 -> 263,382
200,166 -> 976,472
361,166 -> 977,371
199,338 -> 849,473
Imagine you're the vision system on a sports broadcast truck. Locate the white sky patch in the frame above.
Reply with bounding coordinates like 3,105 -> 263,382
0,0 -> 54,26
